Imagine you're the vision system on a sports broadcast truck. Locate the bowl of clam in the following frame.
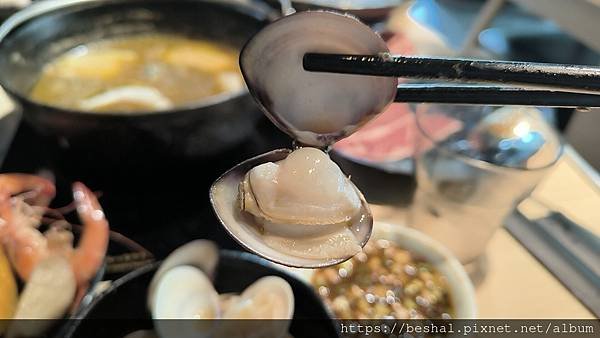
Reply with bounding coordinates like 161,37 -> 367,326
64,240 -> 338,338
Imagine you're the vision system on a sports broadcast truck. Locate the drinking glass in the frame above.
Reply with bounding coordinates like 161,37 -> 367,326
409,104 -> 563,263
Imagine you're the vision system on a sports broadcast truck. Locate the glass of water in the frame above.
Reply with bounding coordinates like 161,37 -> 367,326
409,104 -> 563,263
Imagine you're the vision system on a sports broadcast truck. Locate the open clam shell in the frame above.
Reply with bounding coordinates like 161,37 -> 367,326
219,276 -> 294,338
222,276 -> 294,319
151,266 -> 220,338
150,265 -> 219,320
209,149 -> 373,268
240,11 -> 397,147
147,240 -> 218,310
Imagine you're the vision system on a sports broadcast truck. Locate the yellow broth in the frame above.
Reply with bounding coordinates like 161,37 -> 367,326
30,34 -> 243,113
312,239 -> 453,319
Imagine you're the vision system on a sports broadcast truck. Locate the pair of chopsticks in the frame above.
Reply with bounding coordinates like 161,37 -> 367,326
303,53 -> 600,108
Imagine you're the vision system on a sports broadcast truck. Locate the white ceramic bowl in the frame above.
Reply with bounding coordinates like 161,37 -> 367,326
288,221 -> 478,319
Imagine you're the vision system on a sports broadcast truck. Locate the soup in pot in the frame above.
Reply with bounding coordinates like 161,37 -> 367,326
30,34 -> 244,113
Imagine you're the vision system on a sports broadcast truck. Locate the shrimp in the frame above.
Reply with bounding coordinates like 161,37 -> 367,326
70,182 -> 109,288
0,174 -> 55,280
0,173 -> 56,210
0,174 -> 109,292
0,174 -> 109,334
0,194 -> 49,280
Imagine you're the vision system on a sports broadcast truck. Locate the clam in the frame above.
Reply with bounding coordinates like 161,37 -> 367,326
239,11 -> 397,147
211,11 -> 393,268
222,276 -> 294,319
147,240 -> 218,310
151,266 -> 220,338
151,266 -> 220,320
211,148 -> 372,268
217,276 -> 294,338
148,241 -> 295,338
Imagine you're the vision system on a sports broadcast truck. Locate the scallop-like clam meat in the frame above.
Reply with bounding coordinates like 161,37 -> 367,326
239,147 -> 366,260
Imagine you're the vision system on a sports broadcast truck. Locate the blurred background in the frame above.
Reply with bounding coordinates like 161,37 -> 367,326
0,0 -> 598,324
1,0 -> 597,168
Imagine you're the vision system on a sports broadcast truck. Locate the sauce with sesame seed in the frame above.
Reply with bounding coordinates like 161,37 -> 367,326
312,240 -> 453,319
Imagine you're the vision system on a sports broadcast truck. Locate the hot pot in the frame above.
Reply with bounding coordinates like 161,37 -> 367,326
0,0 -> 275,166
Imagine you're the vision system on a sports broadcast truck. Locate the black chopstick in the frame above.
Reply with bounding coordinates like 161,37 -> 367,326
303,53 -> 600,93
395,85 -> 600,108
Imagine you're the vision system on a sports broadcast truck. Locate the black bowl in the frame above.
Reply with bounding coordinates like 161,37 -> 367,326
62,250 -> 338,338
0,0 -> 275,167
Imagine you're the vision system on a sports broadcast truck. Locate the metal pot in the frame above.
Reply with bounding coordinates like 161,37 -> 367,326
0,0 -> 275,166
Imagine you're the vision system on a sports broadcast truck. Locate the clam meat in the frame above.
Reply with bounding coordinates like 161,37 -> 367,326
239,147 -> 368,260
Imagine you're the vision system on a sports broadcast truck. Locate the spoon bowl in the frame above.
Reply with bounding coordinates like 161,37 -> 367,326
209,149 -> 373,268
